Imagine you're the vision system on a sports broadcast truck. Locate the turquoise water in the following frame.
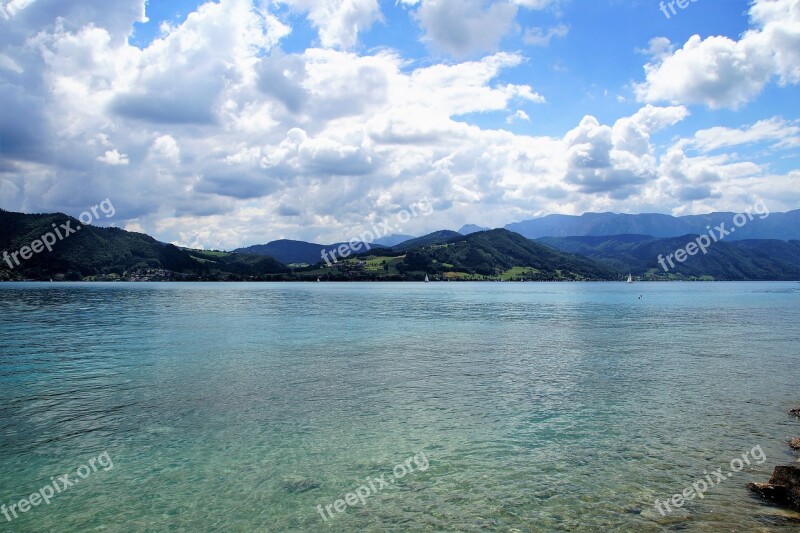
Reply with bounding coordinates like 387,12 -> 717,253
0,281 -> 799,532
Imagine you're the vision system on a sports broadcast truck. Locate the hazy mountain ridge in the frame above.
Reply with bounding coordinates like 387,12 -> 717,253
506,210 -> 800,240
458,224 -> 490,235
2,208 -> 799,281
538,235 -> 800,280
234,208 -> 800,265
373,234 -> 415,247
234,239 -> 377,266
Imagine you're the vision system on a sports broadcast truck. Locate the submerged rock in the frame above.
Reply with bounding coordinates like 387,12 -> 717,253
281,478 -> 321,494
749,482 -> 789,503
747,464 -> 800,512
789,408 -> 800,418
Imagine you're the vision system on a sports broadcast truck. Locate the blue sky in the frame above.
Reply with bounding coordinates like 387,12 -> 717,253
1,0 -> 798,248
130,0 -> 767,136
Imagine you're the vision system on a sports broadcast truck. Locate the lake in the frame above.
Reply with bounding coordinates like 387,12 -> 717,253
1,282 -> 799,531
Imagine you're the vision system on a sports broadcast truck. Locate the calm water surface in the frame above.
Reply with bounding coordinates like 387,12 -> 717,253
0,282 -> 799,532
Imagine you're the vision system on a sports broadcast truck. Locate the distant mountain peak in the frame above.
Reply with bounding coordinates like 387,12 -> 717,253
458,224 -> 490,235
392,230 -> 462,251
506,210 -> 800,241
372,234 -> 415,247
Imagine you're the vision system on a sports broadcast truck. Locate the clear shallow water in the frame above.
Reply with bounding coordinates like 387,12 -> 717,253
0,281 -> 799,532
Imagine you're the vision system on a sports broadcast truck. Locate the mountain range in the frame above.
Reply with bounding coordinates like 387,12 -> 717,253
539,235 -> 800,281
1,208 -> 798,281
234,209 -> 800,266
399,229 -> 617,280
233,239 -> 382,266
458,224 -> 490,235
504,209 -> 800,240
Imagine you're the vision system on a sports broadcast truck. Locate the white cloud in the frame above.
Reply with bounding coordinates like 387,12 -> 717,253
150,135 -> 181,164
562,105 -> 688,197
0,0 -> 797,248
523,23 -> 568,47
612,105 -> 689,155
639,36 -> 673,61
109,0 -> 285,125
97,149 -> 130,165
510,0 -> 559,7
690,117 -> 800,152
655,147 -> 761,203
506,110 -> 530,123
636,0 -> 800,109
413,0 -> 518,58
279,0 -> 381,49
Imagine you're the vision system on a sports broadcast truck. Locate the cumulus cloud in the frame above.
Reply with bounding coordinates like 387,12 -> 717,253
110,0 -> 285,125
0,0 -> 555,246
656,148 -> 761,203
0,0 -> 796,248
278,0 -> 381,49
636,0 -> 800,109
563,105 -> 688,197
150,135 -> 181,164
404,0 -> 568,59
97,149 -> 130,165
413,0 -> 518,58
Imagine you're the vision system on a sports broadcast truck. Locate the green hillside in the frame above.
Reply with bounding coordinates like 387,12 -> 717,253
4,207 -> 796,282
397,229 -> 618,280
0,209 -> 287,281
391,230 -> 462,251
538,235 -> 800,280
302,229 -> 619,281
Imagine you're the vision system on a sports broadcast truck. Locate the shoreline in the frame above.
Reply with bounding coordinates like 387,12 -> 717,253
2,279 -> 798,284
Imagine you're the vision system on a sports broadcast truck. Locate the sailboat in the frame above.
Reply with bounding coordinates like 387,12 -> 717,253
317,277 -> 321,283
424,274 -> 430,283
627,273 -> 633,284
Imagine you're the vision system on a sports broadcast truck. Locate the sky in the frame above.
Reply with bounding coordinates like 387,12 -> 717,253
0,0 -> 798,249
